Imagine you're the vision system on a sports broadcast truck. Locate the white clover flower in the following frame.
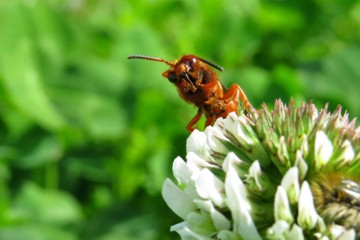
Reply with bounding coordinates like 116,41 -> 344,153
314,131 -> 333,170
162,100 -> 360,239
274,186 -> 293,223
297,181 -> 321,230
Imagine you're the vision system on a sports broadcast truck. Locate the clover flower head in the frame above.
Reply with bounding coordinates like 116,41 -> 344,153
162,100 -> 360,239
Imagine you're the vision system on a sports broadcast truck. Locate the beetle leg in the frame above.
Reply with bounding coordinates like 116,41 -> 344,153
205,115 -> 217,127
186,108 -> 203,132
223,84 -> 255,112
223,84 -> 255,113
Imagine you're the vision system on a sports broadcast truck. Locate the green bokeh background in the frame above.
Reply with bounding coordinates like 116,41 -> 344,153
0,0 -> 359,239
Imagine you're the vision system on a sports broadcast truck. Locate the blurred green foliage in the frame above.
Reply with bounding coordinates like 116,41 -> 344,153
0,0 -> 359,239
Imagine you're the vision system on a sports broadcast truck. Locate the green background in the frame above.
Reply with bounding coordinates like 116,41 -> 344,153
0,0 -> 359,239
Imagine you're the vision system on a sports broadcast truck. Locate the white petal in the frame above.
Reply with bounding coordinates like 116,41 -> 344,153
317,236 -> 329,240
336,228 -> 356,240
173,156 -> 192,185
186,129 -> 209,158
162,179 -> 197,220
225,165 -> 261,240
340,140 -> 355,162
277,136 -> 290,165
329,224 -> 356,240
294,150 -> 308,180
300,134 -> 309,158
186,212 -> 215,235
195,169 -> 225,207
329,224 -> 346,239
297,181 -> 319,230
170,222 -> 213,240
224,111 -> 238,124
266,220 -> 289,238
249,161 -> 262,190
223,114 -> 254,148
187,152 -> 216,170
314,131 -> 333,169
274,186 -> 294,223
281,167 -> 300,204
194,199 -> 231,231
285,224 -> 304,240
185,152 -> 217,183
222,152 -> 242,173
181,183 -> 201,200
213,115 -> 226,128
205,125 -> 229,155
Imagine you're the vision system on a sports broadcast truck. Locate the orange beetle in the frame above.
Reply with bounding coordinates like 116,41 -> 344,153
128,54 -> 254,131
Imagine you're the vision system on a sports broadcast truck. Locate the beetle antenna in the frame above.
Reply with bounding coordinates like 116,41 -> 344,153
128,55 -> 175,66
196,57 -> 224,72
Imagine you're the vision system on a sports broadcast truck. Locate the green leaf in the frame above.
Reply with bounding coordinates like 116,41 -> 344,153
50,89 -> 126,140
97,215 -> 158,240
300,46 -> 360,117
0,224 -> 77,240
15,135 -> 62,168
11,182 -> 82,226
0,38 -> 66,131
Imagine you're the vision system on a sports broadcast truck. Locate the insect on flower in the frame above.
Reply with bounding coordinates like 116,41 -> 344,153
311,172 -> 360,234
128,54 -> 255,131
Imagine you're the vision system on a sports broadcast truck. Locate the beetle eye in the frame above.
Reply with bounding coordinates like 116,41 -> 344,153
167,72 -> 180,83
186,59 -> 195,72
